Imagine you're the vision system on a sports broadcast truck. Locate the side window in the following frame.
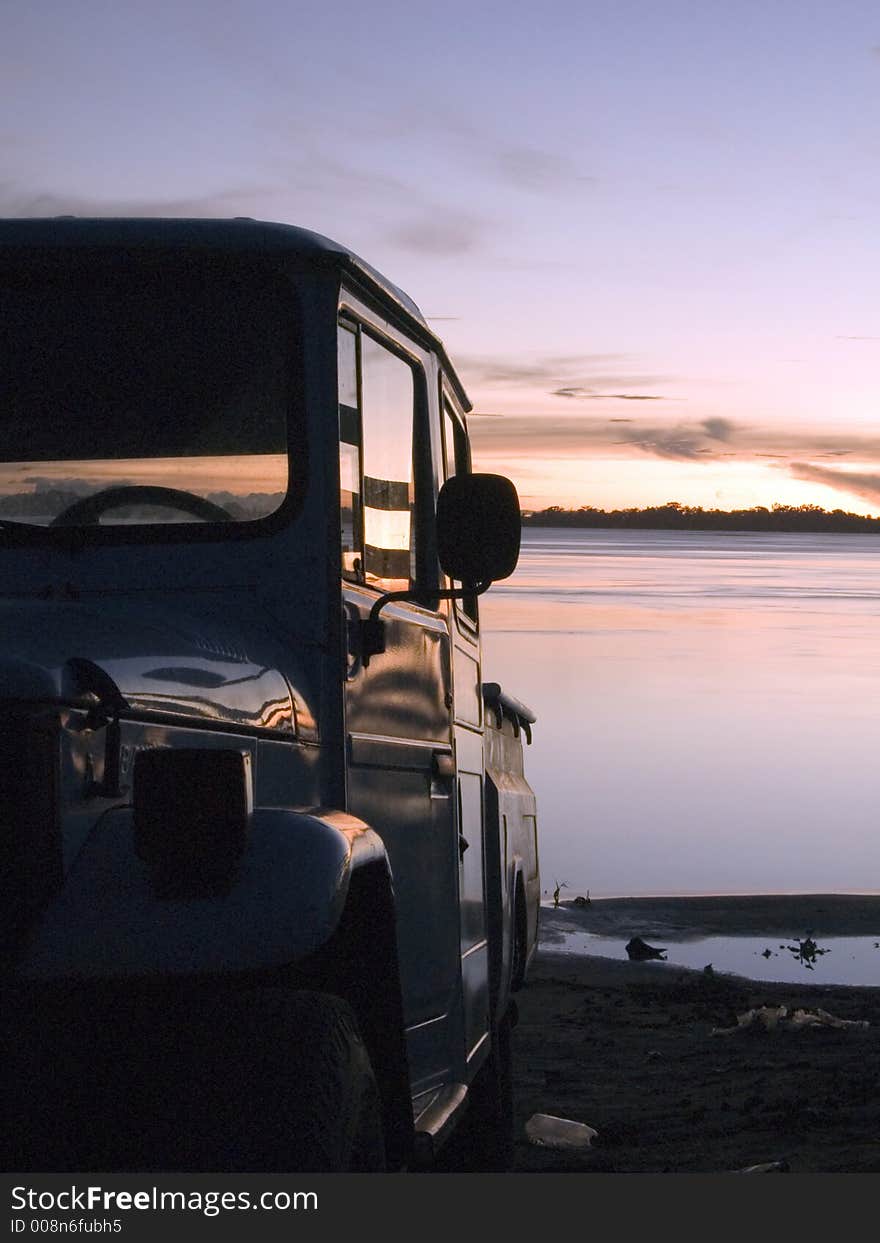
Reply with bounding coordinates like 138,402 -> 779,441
338,324 -> 362,581
338,321 -> 417,592
442,395 -> 478,626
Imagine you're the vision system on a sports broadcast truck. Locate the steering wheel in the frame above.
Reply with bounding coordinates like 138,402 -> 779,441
50,485 -> 233,527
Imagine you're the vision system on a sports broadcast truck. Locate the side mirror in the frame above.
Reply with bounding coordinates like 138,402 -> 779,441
359,472 -> 521,666
436,473 -> 521,585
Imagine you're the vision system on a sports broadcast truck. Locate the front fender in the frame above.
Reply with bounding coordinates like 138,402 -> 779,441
17,806 -> 387,980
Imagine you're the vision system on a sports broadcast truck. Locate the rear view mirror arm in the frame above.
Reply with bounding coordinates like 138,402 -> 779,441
360,580 -> 491,666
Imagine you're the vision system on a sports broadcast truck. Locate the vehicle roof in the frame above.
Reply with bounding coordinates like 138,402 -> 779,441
0,216 -> 471,410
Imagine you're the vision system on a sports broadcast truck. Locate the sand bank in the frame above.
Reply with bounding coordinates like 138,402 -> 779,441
540,893 -> 880,942
510,895 -> 880,1172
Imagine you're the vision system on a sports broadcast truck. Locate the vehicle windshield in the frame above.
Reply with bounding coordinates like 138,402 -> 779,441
0,255 -> 293,529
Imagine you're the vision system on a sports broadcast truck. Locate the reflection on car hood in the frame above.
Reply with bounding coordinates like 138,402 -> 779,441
0,595 -> 317,739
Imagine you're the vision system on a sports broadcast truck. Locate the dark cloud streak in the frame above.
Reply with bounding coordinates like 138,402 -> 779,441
0,182 -> 270,218
456,352 -> 672,401
787,462 -> 880,504
495,145 -> 596,193
552,387 -> 668,400
469,411 -> 880,466
386,210 -> 487,256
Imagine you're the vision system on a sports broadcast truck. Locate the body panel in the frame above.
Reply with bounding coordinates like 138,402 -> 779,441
0,217 -> 539,1170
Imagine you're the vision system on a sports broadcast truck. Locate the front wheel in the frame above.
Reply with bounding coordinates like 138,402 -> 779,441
6,987 -> 386,1173
207,988 -> 387,1172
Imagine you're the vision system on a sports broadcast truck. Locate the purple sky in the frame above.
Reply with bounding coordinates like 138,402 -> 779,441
4,1 -> 880,510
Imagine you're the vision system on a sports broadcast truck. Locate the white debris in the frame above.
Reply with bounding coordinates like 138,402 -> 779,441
525,1113 -> 599,1150
789,1007 -> 869,1030
733,1160 -> 790,1174
711,1005 -> 868,1036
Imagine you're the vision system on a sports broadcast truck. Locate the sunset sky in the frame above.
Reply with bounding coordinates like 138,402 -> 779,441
4,1 -> 880,513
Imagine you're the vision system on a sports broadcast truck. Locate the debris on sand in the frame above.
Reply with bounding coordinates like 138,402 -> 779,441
785,935 -> 830,970
525,1113 -> 598,1150
625,936 -> 667,961
732,1160 -> 790,1174
711,1005 -> 869,1036
789,1007 -> 869,1030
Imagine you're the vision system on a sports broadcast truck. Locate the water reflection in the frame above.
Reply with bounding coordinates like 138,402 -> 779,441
481,529 -> 880,896
547,925 -> 880,987
782,935 -> 830,970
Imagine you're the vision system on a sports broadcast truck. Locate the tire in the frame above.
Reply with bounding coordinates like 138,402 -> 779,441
511,884 -> 528,992
198,988 -> 387,1173
440,1010 -> 515,1172
5,986 -> 386,1172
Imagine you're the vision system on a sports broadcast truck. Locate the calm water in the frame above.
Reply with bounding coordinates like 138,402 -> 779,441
480,528 -> 880,900
547,920 -> 880,987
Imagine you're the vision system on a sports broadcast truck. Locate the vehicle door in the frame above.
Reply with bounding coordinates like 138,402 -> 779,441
441,389 -> 490,1069
338,303 -> 460,1095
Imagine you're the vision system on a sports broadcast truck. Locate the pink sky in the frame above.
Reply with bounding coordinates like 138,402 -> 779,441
4,2 -> 879,514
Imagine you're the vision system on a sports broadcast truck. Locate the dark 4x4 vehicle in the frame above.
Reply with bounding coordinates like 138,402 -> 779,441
0,218 -> 539,1172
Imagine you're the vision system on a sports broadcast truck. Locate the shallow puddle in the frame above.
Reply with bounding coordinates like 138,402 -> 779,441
548,927 -> 880,987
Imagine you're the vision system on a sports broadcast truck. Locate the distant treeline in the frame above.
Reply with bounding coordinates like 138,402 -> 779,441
522,502 -> 880,533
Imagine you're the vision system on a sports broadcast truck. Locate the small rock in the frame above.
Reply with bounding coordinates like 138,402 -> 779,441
625,936 -> 667,961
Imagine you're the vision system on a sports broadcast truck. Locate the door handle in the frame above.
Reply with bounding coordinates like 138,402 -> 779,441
432,752 -> 455,779
459,833 -> 469,859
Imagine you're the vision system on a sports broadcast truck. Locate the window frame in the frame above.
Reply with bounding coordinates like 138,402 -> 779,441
337,307 -> 441,611
440,379 -> 480,634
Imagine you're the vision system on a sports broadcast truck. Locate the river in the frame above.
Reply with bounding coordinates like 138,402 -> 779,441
480,528 -> 880,899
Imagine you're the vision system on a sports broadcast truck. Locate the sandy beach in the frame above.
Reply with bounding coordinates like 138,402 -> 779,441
511,895 -> 880,1173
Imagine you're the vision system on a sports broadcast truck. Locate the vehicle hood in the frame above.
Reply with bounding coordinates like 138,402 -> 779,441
0,593 -> 318,739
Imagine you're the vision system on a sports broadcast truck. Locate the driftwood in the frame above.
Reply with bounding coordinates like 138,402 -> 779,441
711,1005 -> 869,1036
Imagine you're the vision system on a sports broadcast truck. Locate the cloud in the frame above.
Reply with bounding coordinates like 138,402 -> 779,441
552,387 -> 668,400
468,411 -> 880,466
615,418 -> 731,460
702,417 -> 734,441
1,164 -> 494,262
471,414 -> 736,461
836,335 -> 880,341
787,462 -> 880,504
0,182 -> 271,218
280,152 -> 409,204
468,413 -> 719,460
386,210 -> 488,256
456,352 -> 673,401
268,149 -> 496,259
495,145 -> 595,193
266,120 -> 588,261
459,352 -> 627,385
327,109 -> 595,197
